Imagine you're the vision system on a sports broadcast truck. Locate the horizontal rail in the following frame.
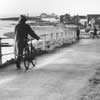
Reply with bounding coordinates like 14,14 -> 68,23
0,37 -> 12,39
0,52 -> 14,57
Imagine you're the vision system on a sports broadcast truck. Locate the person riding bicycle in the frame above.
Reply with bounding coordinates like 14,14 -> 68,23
14,15 -> 40,69
92,26 -> 99,39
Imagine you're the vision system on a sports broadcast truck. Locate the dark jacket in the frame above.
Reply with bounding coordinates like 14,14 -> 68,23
14,23 -> 39,43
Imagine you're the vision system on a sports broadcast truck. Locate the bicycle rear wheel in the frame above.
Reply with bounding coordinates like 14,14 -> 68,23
23,48 -> 30,70
31,58 -> 36,67
31,46 -> 37,67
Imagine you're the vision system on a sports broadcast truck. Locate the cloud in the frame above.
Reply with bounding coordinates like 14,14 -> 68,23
0,0 -> 100,17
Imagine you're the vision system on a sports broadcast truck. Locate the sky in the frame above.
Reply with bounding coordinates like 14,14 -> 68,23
0,0 -> 100,17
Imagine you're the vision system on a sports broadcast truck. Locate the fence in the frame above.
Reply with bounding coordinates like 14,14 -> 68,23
0,28 -> 77,65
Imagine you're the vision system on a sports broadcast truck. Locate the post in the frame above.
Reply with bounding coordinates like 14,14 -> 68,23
0,38 -> 2,65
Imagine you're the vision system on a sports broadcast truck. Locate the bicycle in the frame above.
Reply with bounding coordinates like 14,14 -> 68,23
89,31 -> 99,39
15,38 -> 37,70
23,38 -> 37,70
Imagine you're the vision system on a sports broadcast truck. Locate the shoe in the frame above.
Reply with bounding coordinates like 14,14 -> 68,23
25,67 -> 28,70
16,65 -> 21,70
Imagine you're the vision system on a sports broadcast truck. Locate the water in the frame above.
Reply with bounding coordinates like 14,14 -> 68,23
0,20 -> 65,63
0,20 -> 15,63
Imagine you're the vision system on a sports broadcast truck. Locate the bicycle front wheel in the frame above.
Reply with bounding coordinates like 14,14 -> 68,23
23,48 -> 30,70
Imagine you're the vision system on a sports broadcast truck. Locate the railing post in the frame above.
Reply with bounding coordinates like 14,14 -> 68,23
0,38 -> 2,65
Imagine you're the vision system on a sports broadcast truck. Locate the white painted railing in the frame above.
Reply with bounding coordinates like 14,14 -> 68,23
31,29 -> 76,51
0,27 -> 77,65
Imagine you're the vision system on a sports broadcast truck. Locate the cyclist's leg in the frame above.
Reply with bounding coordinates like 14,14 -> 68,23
15,43 -> 24,69
16,48 -> 23,69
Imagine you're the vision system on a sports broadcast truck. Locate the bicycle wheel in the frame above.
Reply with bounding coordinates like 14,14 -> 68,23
23,47 -> 30,70
31,46 -> 37,67
31,58 -> 37,67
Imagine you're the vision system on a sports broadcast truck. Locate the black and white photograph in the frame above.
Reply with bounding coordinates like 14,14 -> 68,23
0,0 -> 100,100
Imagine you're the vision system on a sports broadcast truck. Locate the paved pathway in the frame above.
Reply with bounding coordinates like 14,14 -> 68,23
0,39 -> 100,100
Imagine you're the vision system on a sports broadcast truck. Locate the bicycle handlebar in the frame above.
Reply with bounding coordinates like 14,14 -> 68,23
26,37 -> 40,42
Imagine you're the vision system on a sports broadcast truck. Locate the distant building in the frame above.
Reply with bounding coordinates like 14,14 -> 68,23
60,14 -> 72,24
79,16 -> 87,26
72,15 -> 80,25
50,13 -> 58,18
41,17 -> 59,22
40,13 -> 59,23
72,15 -> 87,26
40,13 -> 48,18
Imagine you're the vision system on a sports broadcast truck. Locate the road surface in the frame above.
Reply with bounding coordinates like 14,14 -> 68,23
0,39 -> 100,100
